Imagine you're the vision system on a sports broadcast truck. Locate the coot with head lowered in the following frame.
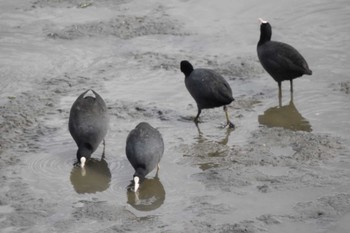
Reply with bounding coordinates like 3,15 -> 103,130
126,122 -> 164,192
69,89 -> 109,168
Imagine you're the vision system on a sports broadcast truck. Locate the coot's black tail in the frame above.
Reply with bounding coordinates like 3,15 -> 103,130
305,69 -> 312,75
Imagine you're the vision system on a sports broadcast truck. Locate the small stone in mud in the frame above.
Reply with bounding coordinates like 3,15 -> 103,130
47,32 -> 59,39
340,81 -> 350,94
256,214 -> 281,225
257,184 -> 269,193
135,106 -> 146,112
78,2 -> 93,8
317,211 -> 324,216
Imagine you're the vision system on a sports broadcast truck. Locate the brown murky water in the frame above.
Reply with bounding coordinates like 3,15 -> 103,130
1,0 -> 350,232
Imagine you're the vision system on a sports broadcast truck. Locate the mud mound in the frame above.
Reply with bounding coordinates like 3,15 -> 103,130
330,81 -> 350,95
0,92 -> 52,155
32,0 -> 127,9
294,193 -> 350,221
340,81 -> 350,94
108,99 -> 179,122
211,57 -> 264,80
185,220 -> 259,233
176,56 -> 264,80
48,15 -> 185,40
186,127 -> 344,192
130,51 -> 188,72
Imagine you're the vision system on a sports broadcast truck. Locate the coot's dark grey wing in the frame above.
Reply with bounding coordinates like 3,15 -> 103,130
126,123 -> 164,177
69,90 -> 108,154
186,69 -> 233,108
258,41 -> 311,80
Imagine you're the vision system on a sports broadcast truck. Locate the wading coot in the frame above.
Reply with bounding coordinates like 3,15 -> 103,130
257,18 -> 312,101
180,60 -> 235,128
126,122 -> 164,192
69,89 -> 109,167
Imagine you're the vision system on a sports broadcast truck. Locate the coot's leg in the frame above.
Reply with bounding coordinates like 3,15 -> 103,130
223,106 -> 235,129
155,163 -> 160,177
195,121 -> 203,136
290,79 -> 294,102
219,127 -> 232,145
278,81 -> 282,107
101,139 -> 106,159
194,108 -> 201,123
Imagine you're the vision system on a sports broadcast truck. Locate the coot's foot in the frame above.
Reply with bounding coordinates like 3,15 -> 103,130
227,121 -> 235,129
73,161 -> 80,167
194,117 -> 202,124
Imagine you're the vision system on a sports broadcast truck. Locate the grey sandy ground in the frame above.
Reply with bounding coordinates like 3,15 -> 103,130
1,1 -> 350,233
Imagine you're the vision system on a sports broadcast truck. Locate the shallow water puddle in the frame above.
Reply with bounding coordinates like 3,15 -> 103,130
270,145 -> 295,158
258,101 -> 312,132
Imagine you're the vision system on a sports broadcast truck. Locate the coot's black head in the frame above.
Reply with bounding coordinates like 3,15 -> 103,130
258,18 -> 272,46
180,60 -> 194,77
131,171 -> 146,192
77,144 -> 93,167
134,167 -> 147,180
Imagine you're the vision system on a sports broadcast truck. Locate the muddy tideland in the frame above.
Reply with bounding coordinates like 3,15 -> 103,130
1,0 -> 350,232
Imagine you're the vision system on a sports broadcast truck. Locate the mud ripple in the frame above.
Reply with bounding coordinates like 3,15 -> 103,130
27,151 -> 72,179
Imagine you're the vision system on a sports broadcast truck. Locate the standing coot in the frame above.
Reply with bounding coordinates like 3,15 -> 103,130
69,89 -> 109,167
126,122 -> 164,192
257,18 -> 312,102
180,60 -> 235,128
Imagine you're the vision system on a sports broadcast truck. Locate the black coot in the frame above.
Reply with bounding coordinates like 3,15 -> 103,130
180,60 -> 235,128
126,122 -> 164,192
69,89 -> 109,167
257,18 -> 312,102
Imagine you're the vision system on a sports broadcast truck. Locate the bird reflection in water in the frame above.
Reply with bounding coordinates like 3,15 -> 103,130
192,124 -> 233,171
258,100 -> 311,132
127,176 -> 165,211
70,154 -> 111,194
195,123 -> 233,145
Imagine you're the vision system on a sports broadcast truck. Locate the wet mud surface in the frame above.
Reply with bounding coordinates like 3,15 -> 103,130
1,0 -> 350,232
